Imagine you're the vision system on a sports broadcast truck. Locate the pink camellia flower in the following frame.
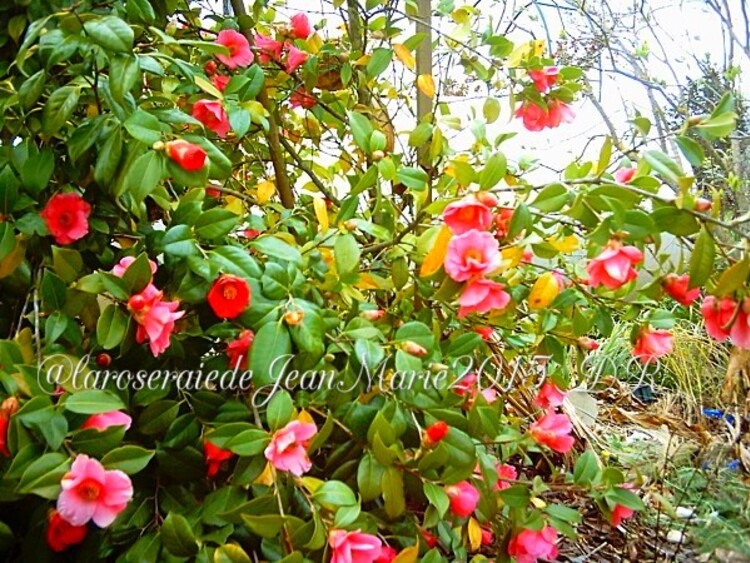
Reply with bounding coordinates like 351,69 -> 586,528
614,167 -> 637,184
442,200 -> 493,235
494,463 -> 518,491
729,299 -> 750,349
215,29 -> 253,69
192,99 -> 231,137
111,256 -> 158,278
458,278 -> 511,317
632,327 -> 673,364
40,193 -> 91,246
254,33 -> 284,63
285,44 -> 308,74
212,74 -> 230,92
610,484 -> 639,527
507,526 -> 559,563
546,99 -> 575,128
361,309 -> 385,321
454,373 -> 498,404
701,295 -> 736,342
662,273 -> 700,306
533,381 -> 566,410
585,240 -> 643,290
445,481 -> 480,518
374,545 -> 398,563
290,87 -> 317,109
226,329 -> 254,370
522,249 -> 534,263
481,527 -> 494,546
329,529 -> 383,563
127,284 -> 184,357
81,411 -> 132,432
528,66 -> 559,92
515,102 -> 547,132
264,420 -> 317,476
290,13 -> 312,39
56,455 -> 133,528
529,412 -> 575,454
444,230 -> 501,282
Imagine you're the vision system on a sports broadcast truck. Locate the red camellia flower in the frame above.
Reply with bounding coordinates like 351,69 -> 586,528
442,199 -> 493,235
546,99 -> 575,128
515,101 -> 548,131
529,412 -> 575,453
285,44 -> 308,74
507,526 -> 559,563
481,527 -> 494,546
585,240 -> 643,289
445,481 -> 480,518
46,510 -> 88,553
533,381 -> 566,410
290,13 -> 312,39
424,420 -> 449,445
610,483 -> 640,527
614,167 -> 637,184
215,29 -> 253,69
254,33 -> 284,63
494,207 -> 515,238
0,412 -> 10,457
290,87 -> 317,109
212,74 -> 230,92
226,329 -> 254,370
494,463 -> 518,491
204,441 -> 235,478
192,99 -> 231,137
632,326 -> 673,364
40,193 -> 91,245
207,274 -> 251,319
528,66 -> 559,92
578,336 -> 600,351
474,326 -> 494,341
701,295 -> 736,342
166,140 -> 207,171
662,273 -> 700,305
374,545 -> 397,563
421,529 -> 438,548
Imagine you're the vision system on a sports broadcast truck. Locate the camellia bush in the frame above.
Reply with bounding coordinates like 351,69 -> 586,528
0,0 -> 747,561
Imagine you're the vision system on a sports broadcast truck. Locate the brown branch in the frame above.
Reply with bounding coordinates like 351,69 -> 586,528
229,0 -> 295,209
277,136 -> 341,206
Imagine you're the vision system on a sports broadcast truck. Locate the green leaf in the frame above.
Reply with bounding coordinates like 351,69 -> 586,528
97,304 -> 130,350
381,466 -> 406,518
210,246 -> 262,278
688,227 -> 714,289
313,480 -> 357,510
367,48 -> 393,78
714,259 -> 750,297
83,16 -> 134,53
675,135 -> 705,167
251,236 -> 302,265
643,150 -> 684,185
109,55 -> 141,104
138,400 -> 180,435
531,183 -> 568,212
127,151 -> 164,201
195,209 -> 239,240
65,390 -> 126,414
396,167 -> 428,191
250,323 -> 292,387
120,253 -> 153,294
159,225 -> 196,257
101,446 -> 155,474
266,390 -> 294,431
695,112 -> 737,139
42,86 -> 80,136
573,449 -> 600,485
357,453 -> 384,502
241,515 -> 287,539
347,111 -> 374,152
423,481 -> 450,517
41,270 -> 66,311
18,69 -> 46,110
606,487 -> 645,511
95,126 -> 123,186
483,97 -> 501,124
161,512 -> 199,557
409,123 -> 433,147
52,247 -> 83,283
21,148 -> 54,193
597,136 -> 612,175
478,152 -> 507,189
507,203 -> 530,239
16,453 -> 69,499
334,234 -> 360,274
124,109 -> 163,145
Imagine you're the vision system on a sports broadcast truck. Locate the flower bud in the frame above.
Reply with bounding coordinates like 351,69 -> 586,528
429,362 -> 449,373
0,397 -> 19,416
128,295 -> 147,312
475,191 -> 498,207
577,337 -> 599,351
96,353 -> 112,368
424,420 -> 449,445
152,141 -> 165,151
204,60 -> 217,76
360,309 -> 385,321
371,150 -> 385,161
284,310 -> 305,326
694,197 -> 712,212
343,220 -> 357,231
402,340 -> 427,357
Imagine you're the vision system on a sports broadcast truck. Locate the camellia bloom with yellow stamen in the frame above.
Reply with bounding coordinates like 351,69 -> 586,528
207,274 -> 251,319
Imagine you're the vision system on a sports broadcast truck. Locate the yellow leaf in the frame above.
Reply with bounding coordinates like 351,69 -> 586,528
528,272 -> 560,310
355,273 -> 379,290
530,497 -> 547,509
548,234 -> 580,253
256,180 -> 276,205
393,43 -> 415,70
507,39 -> 546,67
420,225 -> 452,277
297,409 -> 315,424
224,196 -> 244,215
313,197 -> 329,232
468,517 -> 483,552
417,74 -> 435,98
354,54 -> 369,67
392,545 -> 419,563
306,32 -> 324,54
0,237 -> 25,279
194,74 -> 224,99
253,462 -> 275,486
300,476 -> 324,493
499,246 -> 524,272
